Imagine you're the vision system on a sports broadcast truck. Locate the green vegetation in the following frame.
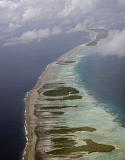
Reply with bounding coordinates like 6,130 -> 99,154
46,126 -> 96,135
57,60 -> 76,65
83,139 -> 115,153
34,105 -> 78,110
43,87 -> 79,96
47,139 -> 115,156
35,126 -> 96,138
61,95 -> 82,100
49,111 -> 64,115
44,105 -> 78,109
63,60 -> 76,63
52,137 -> 76,148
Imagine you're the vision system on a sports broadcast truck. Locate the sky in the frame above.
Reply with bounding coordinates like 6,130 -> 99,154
0,0 -> 125,56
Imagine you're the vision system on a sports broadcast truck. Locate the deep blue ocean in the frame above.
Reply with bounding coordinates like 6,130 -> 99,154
77,53 -> 125,125
0,32 -> 88,160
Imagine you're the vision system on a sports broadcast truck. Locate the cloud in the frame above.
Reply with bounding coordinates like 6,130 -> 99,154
1,0 -> 125,46
57,0 -> 97,18
97,30 -> 125,57
3,27 -> 62,46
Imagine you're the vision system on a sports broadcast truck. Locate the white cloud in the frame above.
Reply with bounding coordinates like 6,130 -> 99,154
58,0 -> 97,18
3,27 -> 62,46
19,29 -> 49,42
1,0 -> 125,45
97,30 -> 125,57
68,19 -> 92,32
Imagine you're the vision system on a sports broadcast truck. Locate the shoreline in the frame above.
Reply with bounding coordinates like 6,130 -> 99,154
23,53 -> 71,160
23,63 -> 52,160
23,43 -> 87,160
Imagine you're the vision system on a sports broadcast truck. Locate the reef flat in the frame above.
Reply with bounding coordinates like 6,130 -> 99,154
24,29 -> 125,160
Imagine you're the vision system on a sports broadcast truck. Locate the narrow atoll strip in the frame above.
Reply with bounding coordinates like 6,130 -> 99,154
24,29 -> 125,160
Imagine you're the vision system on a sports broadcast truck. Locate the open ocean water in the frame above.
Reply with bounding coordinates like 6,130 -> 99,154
0,32 -> 88,160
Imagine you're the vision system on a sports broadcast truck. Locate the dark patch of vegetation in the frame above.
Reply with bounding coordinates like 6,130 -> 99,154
47,139 -> 115,156
43,87 -> 79,97
51,137 -> 76,148
61,95 -> 82,100
50,111 -> 64,115
46,126 -> 96,135
34,105 -> 78,110
63,60 -> 76,63
35,126 -> 96,138
57,60 -> 76,65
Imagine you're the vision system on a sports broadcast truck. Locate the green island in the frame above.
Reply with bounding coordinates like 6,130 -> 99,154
43,87 -> 79,96
35,126 -> 96,138
46,126 -> 96,135
57,60 -> 76,65
47,139 -> 115,156
61,95 -> 82,100
34,105 -> 78,110
51,137 -> 77,148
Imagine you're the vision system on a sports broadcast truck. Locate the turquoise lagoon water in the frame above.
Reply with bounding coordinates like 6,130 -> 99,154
76,51 -> 125,124
45,45 -> 125,159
